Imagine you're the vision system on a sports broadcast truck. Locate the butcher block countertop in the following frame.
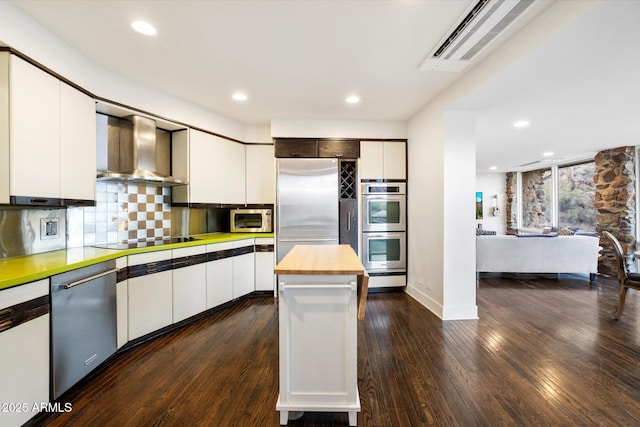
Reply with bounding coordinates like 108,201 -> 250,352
274,244 -> 365,275
274,244 -> 369,319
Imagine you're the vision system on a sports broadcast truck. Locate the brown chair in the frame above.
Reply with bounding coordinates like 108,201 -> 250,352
602,230 -> 640,320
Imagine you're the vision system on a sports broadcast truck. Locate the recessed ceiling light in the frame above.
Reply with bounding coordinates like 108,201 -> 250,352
232,92 -> 248,101
489,166 -> 498,171
513,120 -> 530,128
131,20 -> 157,36
345,95 -> 360,104
543,151 -> 554,157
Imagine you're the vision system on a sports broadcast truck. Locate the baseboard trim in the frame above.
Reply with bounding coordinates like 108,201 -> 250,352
442,304 -> 479,321
405,285 -> 479,320
405,285 -> 443,319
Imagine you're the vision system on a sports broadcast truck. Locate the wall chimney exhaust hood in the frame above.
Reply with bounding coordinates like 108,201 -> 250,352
96,114 -> 187,187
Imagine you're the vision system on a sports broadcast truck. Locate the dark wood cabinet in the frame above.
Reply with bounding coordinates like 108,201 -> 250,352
318,139 -> 360,159
274,139 -> 318,158
274,138 -> 360,158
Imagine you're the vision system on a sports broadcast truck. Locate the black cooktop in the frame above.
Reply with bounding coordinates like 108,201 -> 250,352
93,237 -> 198,250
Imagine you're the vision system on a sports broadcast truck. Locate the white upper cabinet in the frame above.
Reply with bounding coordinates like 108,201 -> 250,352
186,129 -> 219,204
359,140 -> 406,180
9,55 -> 61,200
246,144 -> 275,204
0,54 -> 7,204
383,141 -> 407,180
219,135 -> 246,204
1,53 -> 96,203
60,82 -> 96,201
171,129 -> 189,204
173,128 -> 246,205
359,141 -> 384,179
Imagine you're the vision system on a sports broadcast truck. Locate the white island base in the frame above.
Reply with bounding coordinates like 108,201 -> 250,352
275,245 -> 366,426
276,393 -> 361,426
276,274 -> 361,426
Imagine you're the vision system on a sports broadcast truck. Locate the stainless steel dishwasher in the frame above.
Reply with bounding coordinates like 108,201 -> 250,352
51,260 -> 117,399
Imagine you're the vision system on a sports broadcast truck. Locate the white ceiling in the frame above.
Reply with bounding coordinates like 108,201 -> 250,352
8,1 -> 640,173
9,0 -> 478,123
456,0 -> 640,173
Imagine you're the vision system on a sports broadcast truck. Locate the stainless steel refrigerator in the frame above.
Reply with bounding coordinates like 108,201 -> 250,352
276,158 -> 339,263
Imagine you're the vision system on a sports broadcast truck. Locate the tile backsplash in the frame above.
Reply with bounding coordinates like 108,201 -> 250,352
83,182 -> 171,245
0,183 -> 234,258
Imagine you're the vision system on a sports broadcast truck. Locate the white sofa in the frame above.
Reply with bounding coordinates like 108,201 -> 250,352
476,234 -> 600,278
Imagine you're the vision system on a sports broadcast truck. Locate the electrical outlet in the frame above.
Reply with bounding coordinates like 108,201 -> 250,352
40,218 -> 59,240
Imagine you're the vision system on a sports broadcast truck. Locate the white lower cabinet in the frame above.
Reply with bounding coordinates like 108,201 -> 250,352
233,252 -> 255,298
128,250 -> 173,340
255,252 -> 275,291
115,257 -> 128,348
206,256 -> 233,309
206,239 -> 255,306
255,238 -> 275,292
0,279 -> 49,427
121,239 -> 261,343
172,246 -> 207,323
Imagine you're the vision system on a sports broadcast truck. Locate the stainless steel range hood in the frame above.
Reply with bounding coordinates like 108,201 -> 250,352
96,114 -> 187,186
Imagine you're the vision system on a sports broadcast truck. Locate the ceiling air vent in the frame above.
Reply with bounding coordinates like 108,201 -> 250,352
419,0 -> 535,72
517,160 -> 542,167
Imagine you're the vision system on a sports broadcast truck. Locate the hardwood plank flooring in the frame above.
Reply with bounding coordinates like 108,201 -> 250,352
31,275 -> 640,426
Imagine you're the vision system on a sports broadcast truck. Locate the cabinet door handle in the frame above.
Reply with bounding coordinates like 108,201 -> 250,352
63,268 -> 117,289
347,212 -> 351,231
280,282 -> 356,295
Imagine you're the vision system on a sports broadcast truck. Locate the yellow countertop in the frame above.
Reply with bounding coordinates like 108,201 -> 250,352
0,233 -> 273,291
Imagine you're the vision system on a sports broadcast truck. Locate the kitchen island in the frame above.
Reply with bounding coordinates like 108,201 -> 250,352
274,244 -> 368,426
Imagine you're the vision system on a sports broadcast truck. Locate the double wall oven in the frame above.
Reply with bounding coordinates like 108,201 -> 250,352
361,183 -> 406,274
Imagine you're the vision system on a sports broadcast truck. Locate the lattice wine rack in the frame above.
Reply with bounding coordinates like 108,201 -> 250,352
340,161 -> 356,199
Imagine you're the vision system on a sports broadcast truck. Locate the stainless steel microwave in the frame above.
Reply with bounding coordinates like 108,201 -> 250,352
230,209 -> 273,233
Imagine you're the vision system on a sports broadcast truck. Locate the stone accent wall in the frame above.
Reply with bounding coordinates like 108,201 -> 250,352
594,146 -> 636,275
505,172 -> 518,235
521,168 -> 550,228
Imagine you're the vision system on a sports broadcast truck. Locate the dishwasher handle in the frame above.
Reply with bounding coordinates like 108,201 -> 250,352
63,268 -> 117,289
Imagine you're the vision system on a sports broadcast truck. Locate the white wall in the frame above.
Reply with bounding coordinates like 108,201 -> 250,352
476,173 -> 507,235
271,118 -> 407,139
245,124 -> 272,144
0,2 -> 246,141
442,111 -> 478,320
405,110 -> 478,320
406,1 -> 598,320
405,106 -> 445,314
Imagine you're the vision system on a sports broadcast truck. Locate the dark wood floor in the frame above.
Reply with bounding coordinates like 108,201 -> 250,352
33,274 -> 640,426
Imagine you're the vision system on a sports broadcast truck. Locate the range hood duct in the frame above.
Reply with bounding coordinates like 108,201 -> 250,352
96,114 -> 187,187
